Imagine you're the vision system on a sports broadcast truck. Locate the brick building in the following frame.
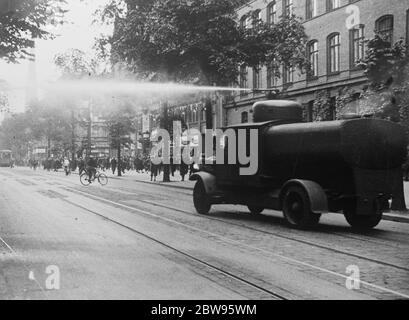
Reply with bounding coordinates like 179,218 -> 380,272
227,0 -> 409,125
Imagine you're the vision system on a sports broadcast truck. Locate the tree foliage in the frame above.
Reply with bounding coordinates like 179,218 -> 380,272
97,0 -> 308,85
359,34 -> 408,90
106,102 -> 135,150
54,49 -> 98,79
356,34 -> 409,122
0,91 -> 9,113
0,0 -> 66,62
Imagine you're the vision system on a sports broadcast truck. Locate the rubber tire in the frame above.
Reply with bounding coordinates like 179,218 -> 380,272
344,203 -> 383,230
98,173 -> 108,186
80,173 -> 91,186
193,181 -> 211,215
282,186 -> 321,229
248,206 -> 264,215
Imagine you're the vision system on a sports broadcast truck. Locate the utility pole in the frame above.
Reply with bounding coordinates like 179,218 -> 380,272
162,101 -> 171,183
71,109 -> 76,165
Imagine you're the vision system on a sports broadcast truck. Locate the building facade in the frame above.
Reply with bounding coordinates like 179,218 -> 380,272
227,0 -> 409,125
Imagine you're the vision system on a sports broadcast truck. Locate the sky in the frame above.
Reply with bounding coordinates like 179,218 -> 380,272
0,0 -> 112,113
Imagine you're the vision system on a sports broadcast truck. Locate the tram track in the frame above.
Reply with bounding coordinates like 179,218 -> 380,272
57,184 -> 409,299
57,181 -> 409,273
58,197 -> 289,300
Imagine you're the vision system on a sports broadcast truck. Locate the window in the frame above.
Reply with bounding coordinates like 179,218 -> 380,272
350,25 -> 365,68
240,16 -> 246,28
267,62 -> 277,87
326,0 -> 340,12
283,65 -> 294,84
376,15 -> 394,45
245,15 -> 252,29
328,33 -> 340,74
252,9 -> 262,28
241,112 -> 249,124
283,0 -> 293,17
406,10 -> 409,47
239,65 -> 248,95
267,1 -> 277,25
253,66 -> 261,89
308,40 -> 319,78
306,0 -> 317,20
240,14 -> 251,29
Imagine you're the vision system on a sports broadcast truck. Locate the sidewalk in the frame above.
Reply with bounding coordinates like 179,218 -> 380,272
104,169 -> 195,190
90,168 -> 409,224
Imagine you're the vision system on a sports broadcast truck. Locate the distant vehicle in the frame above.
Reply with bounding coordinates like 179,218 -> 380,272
0,150 -> 13,168
190,100 -> 408,230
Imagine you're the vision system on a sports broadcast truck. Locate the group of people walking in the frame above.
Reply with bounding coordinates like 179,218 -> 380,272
27,154 -> 196,182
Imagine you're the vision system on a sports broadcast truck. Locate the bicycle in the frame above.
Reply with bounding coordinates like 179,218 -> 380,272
80,168 -> 108,186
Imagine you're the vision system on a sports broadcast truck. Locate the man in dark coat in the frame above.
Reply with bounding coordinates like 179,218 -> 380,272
111,158 -> 117,175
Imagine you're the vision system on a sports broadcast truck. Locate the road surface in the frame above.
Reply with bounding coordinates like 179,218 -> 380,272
0,167 -> 408,300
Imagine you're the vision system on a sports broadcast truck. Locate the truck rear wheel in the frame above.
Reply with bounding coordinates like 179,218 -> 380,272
282,186 -> 321,229
193,181 -> 211,215
344,202 -> 383,230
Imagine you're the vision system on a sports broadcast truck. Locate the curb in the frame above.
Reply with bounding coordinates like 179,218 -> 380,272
383,212 -> 409,224
110,176 -> 194,191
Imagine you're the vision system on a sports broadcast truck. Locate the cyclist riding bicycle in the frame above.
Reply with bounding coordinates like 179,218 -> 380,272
86,156 -> 98,182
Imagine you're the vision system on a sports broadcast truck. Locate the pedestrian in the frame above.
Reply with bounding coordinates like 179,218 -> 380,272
150,159 -> 158,182
180,160 -> 188,182
111,158 -> 117,175
63,157 -> 71,176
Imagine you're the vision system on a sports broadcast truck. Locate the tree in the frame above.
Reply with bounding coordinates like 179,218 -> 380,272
0,91 -> 9,114
0,0 -> 66,62
99,0 -> 308,86
0,112 -> 34,159
29,102 -> 72,158
106,103 -> 135,177
96,0 -> 309,182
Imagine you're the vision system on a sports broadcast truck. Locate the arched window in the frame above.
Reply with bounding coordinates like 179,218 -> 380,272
350,24 -> 365,68
267,1 -> 277,25
327,33 -> 340,74
252,9 -> 262,27
267,60 -> 277,88
240,16 -> 245,28
307,40 -> 319,78
239,65 -> 248,88
375,15 -> 394,45
283,64 -> 294,84
253,65 -> 261,89
241,111 -> 249,124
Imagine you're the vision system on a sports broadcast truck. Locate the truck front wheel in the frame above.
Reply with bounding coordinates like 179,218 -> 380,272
193,181 -> 211,215
282,186 -> 321,229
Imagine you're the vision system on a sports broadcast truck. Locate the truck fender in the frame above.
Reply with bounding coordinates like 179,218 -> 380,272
189,172 -> 218,195
280,180 -> 329,214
